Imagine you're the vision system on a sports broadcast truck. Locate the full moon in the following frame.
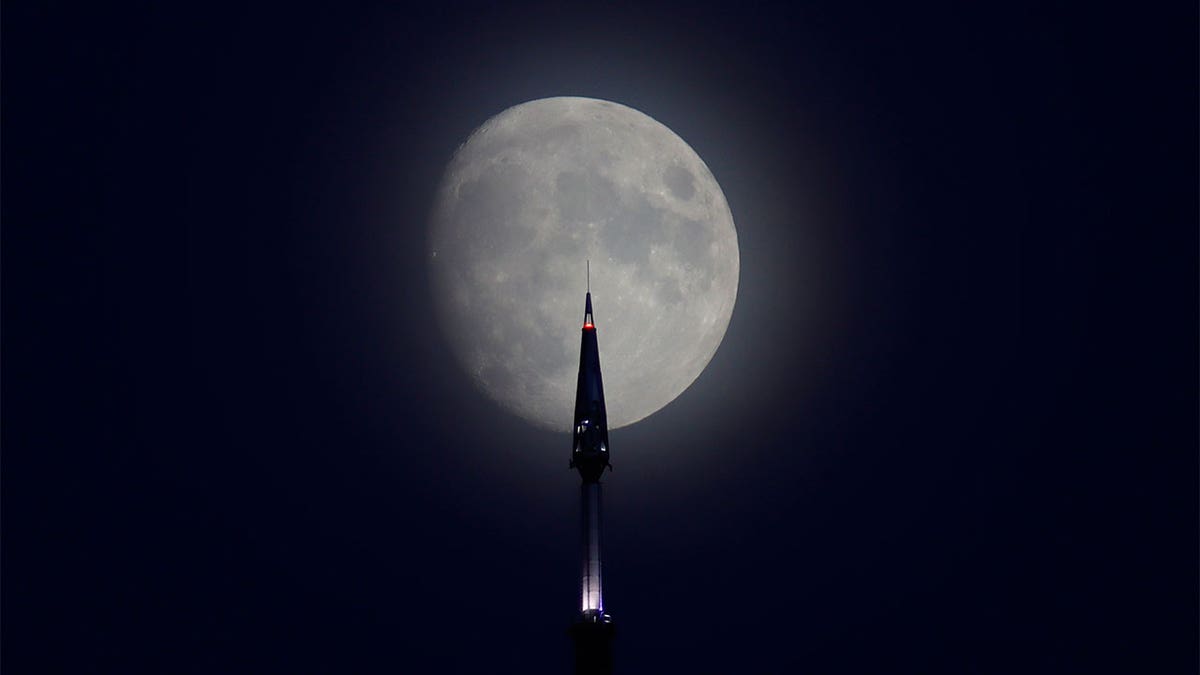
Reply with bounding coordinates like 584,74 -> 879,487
428,97 -> 739,430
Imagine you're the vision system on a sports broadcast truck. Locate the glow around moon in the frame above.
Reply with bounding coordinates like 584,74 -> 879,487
428,97 -> 739,430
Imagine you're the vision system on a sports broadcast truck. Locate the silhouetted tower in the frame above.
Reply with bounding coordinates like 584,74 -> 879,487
568,276 -> 615,674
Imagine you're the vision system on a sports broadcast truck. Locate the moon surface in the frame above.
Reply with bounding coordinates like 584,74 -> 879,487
428,97 -> 739,431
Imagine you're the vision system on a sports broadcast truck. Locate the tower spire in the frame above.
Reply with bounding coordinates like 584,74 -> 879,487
569,265 -> 614,674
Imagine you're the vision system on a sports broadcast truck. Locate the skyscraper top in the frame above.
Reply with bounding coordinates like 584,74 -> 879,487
571,289 -> 610,483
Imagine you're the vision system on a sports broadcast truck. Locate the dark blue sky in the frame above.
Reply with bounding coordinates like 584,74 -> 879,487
5,3 -> 1196,672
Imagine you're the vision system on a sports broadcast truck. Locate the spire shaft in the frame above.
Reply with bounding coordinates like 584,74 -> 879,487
580,482 -> 604,614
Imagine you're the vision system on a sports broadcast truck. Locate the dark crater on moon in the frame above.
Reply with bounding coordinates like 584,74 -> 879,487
655,278 -> 685,305
663,165 -> 696,200
605,193 -> 671,268
456,169 -> 526,231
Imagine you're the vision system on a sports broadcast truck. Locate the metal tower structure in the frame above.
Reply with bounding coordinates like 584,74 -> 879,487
568,276 -> 615,674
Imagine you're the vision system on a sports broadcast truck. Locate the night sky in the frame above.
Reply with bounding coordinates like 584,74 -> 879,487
5,3 -> 1196,673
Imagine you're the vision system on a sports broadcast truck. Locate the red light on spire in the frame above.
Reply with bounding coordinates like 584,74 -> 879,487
583,322 -> 594,330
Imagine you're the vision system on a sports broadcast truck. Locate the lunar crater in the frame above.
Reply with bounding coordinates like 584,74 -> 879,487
663,165 -> 696,200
